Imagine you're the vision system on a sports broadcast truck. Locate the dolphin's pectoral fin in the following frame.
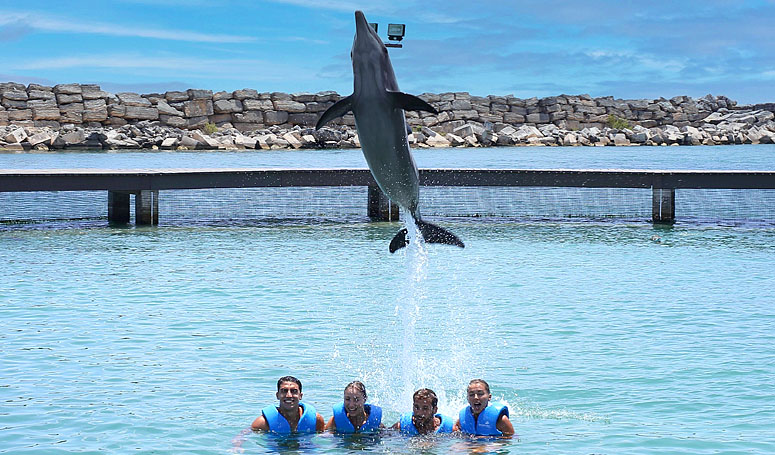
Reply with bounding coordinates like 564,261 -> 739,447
388,91 -> 438,114
315,94 -> 354,129
417,220 -> 464,249
389,228 -> 409,253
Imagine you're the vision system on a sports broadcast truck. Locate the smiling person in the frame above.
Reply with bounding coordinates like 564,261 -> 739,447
391,388 -> 454,435
326,380 -> 383,433
453,379 -> 514,437
251,376 -> 326,433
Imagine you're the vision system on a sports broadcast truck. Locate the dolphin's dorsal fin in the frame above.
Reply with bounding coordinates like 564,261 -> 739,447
388,91 -> 438,114
315,94 -> 354,129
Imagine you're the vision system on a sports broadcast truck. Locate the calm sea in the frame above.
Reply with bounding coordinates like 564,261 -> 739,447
1,145 -> 774,454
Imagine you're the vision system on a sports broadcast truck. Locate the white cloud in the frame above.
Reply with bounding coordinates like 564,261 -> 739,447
9,53 -> 320,82
266,0 -> 375,12
0,11 -> 256,43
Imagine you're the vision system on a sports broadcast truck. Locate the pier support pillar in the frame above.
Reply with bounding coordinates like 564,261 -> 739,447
652,187 -> 675,223
368,185 -> 399,221
135,190 -> 159,225
107,191 -> 130,224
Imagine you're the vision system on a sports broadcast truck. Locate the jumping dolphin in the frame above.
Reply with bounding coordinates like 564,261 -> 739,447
316,10 -> 464,253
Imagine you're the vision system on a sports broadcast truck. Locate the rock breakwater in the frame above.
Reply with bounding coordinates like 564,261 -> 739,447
2,81 -> 774,151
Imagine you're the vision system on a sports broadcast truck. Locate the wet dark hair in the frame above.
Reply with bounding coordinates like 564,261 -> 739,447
277,376 -> 302,392
413,388 -> 438,407
344,381 -> 367,399
468,379 -> 490,394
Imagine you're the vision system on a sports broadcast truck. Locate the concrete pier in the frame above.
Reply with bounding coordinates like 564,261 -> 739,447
107,190 -> 159,225
135,190 -> 159,225
368,185 -> 399,221
652,188 -> 676,223
107,191 -> 130,224
2,168 -> 774,225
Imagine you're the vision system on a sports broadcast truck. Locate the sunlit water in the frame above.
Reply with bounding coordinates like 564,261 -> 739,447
2,146 -> 774,454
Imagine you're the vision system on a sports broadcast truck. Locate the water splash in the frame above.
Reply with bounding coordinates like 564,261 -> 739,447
334,211 -> 480,420
397,210 -> 428,408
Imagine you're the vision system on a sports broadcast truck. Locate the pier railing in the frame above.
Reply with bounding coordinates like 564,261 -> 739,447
2,168 -> 774,224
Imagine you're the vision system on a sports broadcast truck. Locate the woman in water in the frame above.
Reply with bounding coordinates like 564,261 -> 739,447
326,381 -> 383,433
453,379 -> 514,437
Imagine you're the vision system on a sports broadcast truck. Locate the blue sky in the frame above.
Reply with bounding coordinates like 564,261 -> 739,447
1,0 -> 774,104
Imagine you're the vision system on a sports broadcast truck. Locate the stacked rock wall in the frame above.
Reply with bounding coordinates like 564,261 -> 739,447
2,81 -> 775,150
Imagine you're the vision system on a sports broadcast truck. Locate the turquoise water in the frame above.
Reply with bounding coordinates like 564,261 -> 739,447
2,144 -> 774,170
2,146 -> 775,454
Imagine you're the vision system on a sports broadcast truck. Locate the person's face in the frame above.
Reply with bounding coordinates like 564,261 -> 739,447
467,382 -> 491,415
343,387 -> 365,414
276,381 -> 302,411
412,396 -> 437,424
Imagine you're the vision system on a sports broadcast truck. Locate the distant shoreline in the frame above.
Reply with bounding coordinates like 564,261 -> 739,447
2,81 -> 774,151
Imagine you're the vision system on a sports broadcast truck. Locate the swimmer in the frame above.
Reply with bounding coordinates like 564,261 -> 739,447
326,380 -> 383,433
391,388 -> 454,435
251,376 -> 326,433
453,379 -> 514,437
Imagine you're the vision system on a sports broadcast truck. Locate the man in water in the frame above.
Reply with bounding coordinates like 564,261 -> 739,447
392,388 -> 454,435
251,376 -> 326,433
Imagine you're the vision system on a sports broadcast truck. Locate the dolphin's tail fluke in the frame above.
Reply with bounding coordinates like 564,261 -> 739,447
389,221 -> 465,253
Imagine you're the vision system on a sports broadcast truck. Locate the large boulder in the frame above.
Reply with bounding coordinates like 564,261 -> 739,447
2,89 -> 28,101
53,84 -> 82,95
157,100 -> 184,116
165,91 -> 189,102
28,99 -> 61,120
213,99 -> 243,113
243,99 -> 274,111
117,92 -> 151,107
81,84 -> 110,100
288,113 -> 317,126
159,115 -> 187,129
526,113 -> 550,123
27,131 -> 54,146
273,100 -> 306,113
187,89 -> 212,100
4,127 -> 27,143
186,116 -> 209,129
427,134 -> 452,147
124,106 -> 159,120
233,89 -> 259,100
84,99 -> 108,122
27,90 -> 55,100
183,99 -> 213,117
59,104 -> 84,123
264,110 -> 289,125
61,130 -> 86,146
233,111 -> 263,123
57,93 -> 83,104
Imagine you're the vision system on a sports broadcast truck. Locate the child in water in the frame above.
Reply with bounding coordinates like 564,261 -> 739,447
453,379 -> 514,437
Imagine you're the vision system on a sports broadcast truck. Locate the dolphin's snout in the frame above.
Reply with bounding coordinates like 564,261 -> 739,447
354,10 -> 371,38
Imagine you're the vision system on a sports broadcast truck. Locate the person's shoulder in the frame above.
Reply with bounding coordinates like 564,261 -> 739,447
251,414 -> 269,431
495,412 -> 515,436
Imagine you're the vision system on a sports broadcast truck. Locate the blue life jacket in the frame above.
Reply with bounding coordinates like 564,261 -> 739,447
458,402 -> 508,436
261,402 -> 318,433
332,402 -> 382,433
399,413 -> 454,435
